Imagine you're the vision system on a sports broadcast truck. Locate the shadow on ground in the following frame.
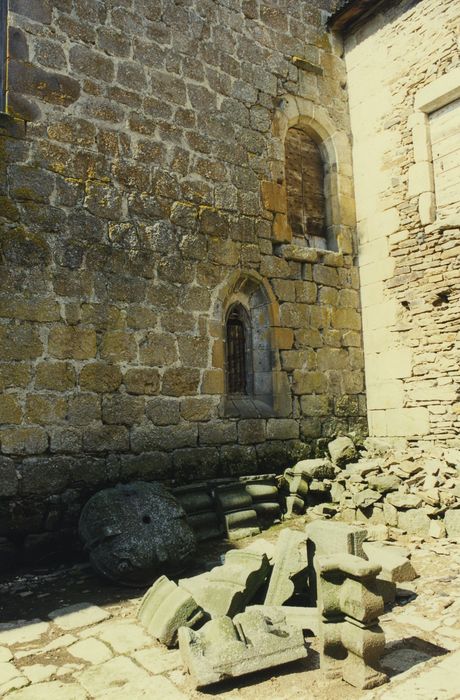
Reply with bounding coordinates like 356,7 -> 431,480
381,635 -> 448,677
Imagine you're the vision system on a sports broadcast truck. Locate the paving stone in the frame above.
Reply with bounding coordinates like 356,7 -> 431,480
89,621 -> 152,653
396,611 -> 440,633
6,680 -> 87,700
133,647 -> 182,674
381,647 -> 432,674
76,655 -> 155,696
376,649 -> 460,699
0,676 -> 29,695
0,646 -> 12,662
15,634 -> 78,659
68,638 -> 113,664
49,603 -> 110,630
22,664 -> 57,683
0,662 -> 25,685
0,620 -> 50,646
56,663 -> 84,676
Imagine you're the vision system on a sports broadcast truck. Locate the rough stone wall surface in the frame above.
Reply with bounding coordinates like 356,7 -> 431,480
0,0 -> 365,547
344,0 -> 460,445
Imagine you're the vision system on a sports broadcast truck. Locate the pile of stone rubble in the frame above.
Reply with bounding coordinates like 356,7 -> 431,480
171,437 -> 460,545
136,519 -> 418,690
282,437 -> 460,539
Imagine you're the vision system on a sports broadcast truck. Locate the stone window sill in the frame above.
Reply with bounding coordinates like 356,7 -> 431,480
220,396 -> 274,419
277,243 -> 344,266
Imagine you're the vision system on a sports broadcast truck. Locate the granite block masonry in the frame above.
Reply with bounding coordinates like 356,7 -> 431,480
0,0 -> 365,555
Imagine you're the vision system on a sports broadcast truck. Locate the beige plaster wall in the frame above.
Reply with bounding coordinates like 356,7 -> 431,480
344,0 -> 460,444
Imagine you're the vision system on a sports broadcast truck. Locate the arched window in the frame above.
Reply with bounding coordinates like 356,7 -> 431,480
285,126 -> 329,250
225,304 -> 252,395
222,276 -> 278,416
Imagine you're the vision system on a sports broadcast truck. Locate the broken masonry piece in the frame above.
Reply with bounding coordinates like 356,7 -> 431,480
178,609 -> 308,688
79,481 -> 196,586
137,575 -> 204,647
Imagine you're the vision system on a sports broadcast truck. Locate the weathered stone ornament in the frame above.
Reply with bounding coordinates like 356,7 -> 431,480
179,609 -> 307,688
79,481 -> 196,586
138,575 -> 204,647
316,553 -> 388,689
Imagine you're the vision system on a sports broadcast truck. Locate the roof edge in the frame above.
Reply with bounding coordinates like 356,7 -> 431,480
327,0 -> 394,32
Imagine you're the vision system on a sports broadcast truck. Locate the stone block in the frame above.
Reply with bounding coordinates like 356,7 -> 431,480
180,549 -> 270,619
293,370 -> 327,394
145,397 -> 180,425
223,509 -> 260,540
0,324 -> 43,360
284,494 -> 305,517
247,605 -> 320,635
82,425 -> 129,452
35,362 -> 76,391
162,368 -> 200,396
328,436 -> 357,466
100,331 -> 137,362
362,543 -> 417,583
265,529 -> 308,605
139,332 -> 178,366
179,610 -> 307,688
444,509 -> 460,538
290,458 -> 336,481
48,327 -> 96,360
0,394 -> 22,424
238,419 -> 266,444
25,395 -> 67,425
260,181 -> 287,213
124,368 -> 160,395
397,508 -> 431,537
102,395 -> 144,426
407,162 -> 434,198
300,395 -> 330,416
131,422 -> 197,453
80,363 -> 122,393
1,427 -> 48,455
317,554 -> 384,624
137,575 -> 203,647
180,397 -> 216,422
266,418 -> 299,440
49,603 -> 110,630
68,394 -> 101,425
199,421 -> 237,445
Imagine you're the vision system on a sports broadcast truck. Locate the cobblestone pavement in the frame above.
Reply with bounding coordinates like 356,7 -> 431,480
0,529 -> 459,699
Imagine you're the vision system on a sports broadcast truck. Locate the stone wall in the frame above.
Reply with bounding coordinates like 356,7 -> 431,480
0,0 -> 365,553
344,0 -> 460,445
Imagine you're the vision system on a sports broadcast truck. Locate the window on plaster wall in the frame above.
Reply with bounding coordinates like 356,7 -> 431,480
430,98 -> 460,219
285,126 -> 330,250
0,0 -> 7,112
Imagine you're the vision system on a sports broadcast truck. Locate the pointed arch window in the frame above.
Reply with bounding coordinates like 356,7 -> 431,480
0,0 -> 7,112
226,304 -> 251,395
